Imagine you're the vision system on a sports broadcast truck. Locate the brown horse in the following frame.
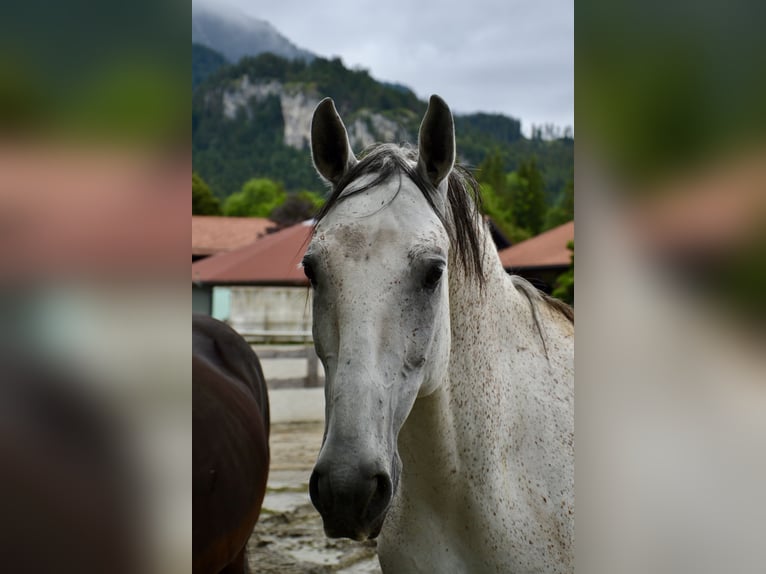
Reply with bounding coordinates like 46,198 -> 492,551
193,314 -> 270,574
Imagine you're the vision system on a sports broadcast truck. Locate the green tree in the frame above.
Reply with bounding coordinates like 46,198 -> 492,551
544,176 -> 574,230
552,240 -> 574,305
476,149 -> 508,197
192,172 -> 221,215
476,151 -> 532,243
223,178 -> 287,217
480,182 -> 531,245
511,158 -> 546,234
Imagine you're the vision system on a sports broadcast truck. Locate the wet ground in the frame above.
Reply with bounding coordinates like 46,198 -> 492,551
248,421 -> 382,573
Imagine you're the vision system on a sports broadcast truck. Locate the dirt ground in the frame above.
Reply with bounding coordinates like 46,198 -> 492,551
247,422 -> 382,573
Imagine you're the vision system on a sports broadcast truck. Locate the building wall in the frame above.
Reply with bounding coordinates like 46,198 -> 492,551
211,287 -> 231,321
192,285 -> 212,314
228,286 -> 313,342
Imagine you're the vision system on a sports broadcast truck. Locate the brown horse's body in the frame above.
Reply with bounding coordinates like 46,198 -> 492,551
193,314 -> 270,574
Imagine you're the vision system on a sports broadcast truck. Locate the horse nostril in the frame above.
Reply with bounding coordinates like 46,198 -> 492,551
366,473 -> 393,520
309,469 -> 324,513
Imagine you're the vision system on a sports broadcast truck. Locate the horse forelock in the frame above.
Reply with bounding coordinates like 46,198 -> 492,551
313,143 -> 487,287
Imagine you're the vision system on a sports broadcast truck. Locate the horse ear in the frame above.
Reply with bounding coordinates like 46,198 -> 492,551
311,98 -> 358,185
417,95 -> 456,187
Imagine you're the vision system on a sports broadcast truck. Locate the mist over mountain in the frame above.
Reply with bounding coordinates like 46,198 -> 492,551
192,43 -> 227,89
192,4 -> 315,64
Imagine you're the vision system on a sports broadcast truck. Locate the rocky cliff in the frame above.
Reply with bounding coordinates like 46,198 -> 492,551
193,52 -> 570,201
219,76 -> 413,151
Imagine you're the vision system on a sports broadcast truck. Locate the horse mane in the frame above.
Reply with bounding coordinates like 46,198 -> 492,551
313,143 -> 486,287
511,275 -> 574,324
511,275 -> 574,357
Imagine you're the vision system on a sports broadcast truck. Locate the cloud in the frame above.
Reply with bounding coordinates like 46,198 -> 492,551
192,0 -> 573,131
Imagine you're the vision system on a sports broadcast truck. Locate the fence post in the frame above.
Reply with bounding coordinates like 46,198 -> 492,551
306,345 -> 319,387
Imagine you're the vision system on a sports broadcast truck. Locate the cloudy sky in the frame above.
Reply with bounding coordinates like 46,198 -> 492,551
194,0 -> 573,135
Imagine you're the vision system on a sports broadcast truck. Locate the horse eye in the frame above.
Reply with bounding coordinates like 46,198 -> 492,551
423,263 -> 444,290
303,261 -> 317,287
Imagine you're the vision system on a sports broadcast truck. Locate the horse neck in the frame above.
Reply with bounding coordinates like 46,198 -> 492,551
399,220 -> 537,459
446,220 -> 533,366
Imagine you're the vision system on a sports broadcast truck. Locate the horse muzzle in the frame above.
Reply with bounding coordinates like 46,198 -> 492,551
309,458 -> 394,540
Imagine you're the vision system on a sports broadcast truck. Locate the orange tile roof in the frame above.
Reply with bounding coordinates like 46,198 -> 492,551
192,216 -> 274,256
191,221 -> 313,285
498,221 -> 574,270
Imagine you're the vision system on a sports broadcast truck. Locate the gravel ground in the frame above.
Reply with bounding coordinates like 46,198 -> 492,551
247,422 -> 382,573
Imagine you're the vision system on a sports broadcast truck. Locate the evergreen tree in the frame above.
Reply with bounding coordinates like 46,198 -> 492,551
192,172 -> 221,215
476,149 -> 508,197
512,157 -> 546,234
544,177 -> 574,230
478,181 -> 531,245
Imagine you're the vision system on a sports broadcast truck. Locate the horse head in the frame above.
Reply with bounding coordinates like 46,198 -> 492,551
306,96 -> 459,540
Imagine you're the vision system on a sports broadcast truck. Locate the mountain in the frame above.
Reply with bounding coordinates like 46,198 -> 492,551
192,4 -> 315,64
193,43 -> 227,89
192,52 -> 572,205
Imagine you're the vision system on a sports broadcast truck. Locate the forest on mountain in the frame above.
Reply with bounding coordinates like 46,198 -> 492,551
192,43 -> 227,89
192,49 -> 573,241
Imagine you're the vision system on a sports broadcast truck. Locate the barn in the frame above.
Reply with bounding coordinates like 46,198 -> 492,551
192,215 -> 273,262
191,215 -> 274,317
191,221 -> 313,342
499,221 -> 574,294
